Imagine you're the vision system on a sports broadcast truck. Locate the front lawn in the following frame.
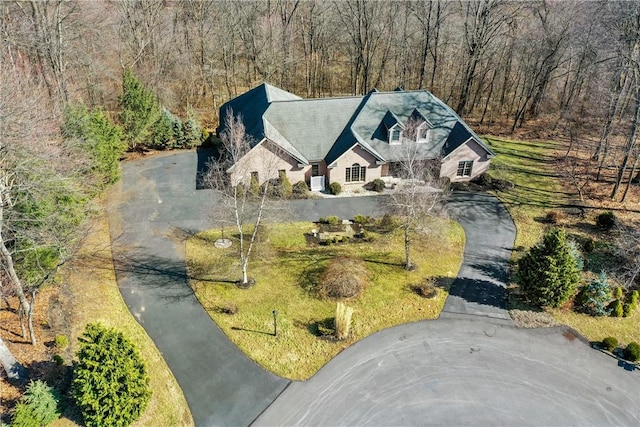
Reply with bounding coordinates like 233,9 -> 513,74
187,220 -> 464,380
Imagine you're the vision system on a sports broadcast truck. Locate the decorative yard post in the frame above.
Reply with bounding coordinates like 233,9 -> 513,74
272,309 -> 278,337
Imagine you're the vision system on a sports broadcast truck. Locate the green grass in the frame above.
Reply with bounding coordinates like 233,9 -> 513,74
485,136 -> 571,249
187,220 -> 464,380
549,309 -> 640,346
484,136 -> 640,346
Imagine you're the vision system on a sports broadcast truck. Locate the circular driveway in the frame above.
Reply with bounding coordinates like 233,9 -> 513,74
255,318 -> 639,426
111,150 -> 639,426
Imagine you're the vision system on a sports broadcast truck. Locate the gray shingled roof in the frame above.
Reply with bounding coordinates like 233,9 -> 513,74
217,83 -> 301,146
264,97 -> 362,161
218,84 -> 494,167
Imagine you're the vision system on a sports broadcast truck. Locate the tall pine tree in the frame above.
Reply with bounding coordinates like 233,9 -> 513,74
118,69 -> 161,150
516,228 -> 581,307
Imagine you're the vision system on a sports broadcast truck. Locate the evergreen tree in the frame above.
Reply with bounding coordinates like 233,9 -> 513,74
118,69 -> 161,150
63,104 -> 126,187
516,228 -> 581,307
575,271 -> 612,316
72,323 -> 151,427
150,108 -> 174,149
172,118 -> 185,148
182,117 -> 203,148
11,380 -> 61,427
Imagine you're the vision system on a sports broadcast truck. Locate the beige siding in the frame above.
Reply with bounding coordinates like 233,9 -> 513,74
230,140 -> 307,185
329,144 -> 382,186
440,139 -> 491,182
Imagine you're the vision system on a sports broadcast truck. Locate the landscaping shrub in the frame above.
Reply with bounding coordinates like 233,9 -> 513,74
622,302 -> 634,317
378,213 -> 397,232
73,323 -> 151,427
624,342 -> 640,362
582,237 -> 595,253
353,214 -> 370,225
335,302 -> 353,340
516,229 -> 581,307
412,277 -> 437,298
608,299 -> 623,317
292,181 -> 309,198
596,211 -> 616,230
319,257 -> 368,299
11,380 -> 61,427
55,334 -> 69,350
601,336 -> 618,352
567,240 -> 584,272
545,211 -> 560,224
278,170 -> 293,198
325,215 -> 341,225
367,178 -> 386,193
329,181 -> 342,195
575,271 -> 611,316
628,289 -> 639,306
613,286 -> 623,300
53,354 -> 65,366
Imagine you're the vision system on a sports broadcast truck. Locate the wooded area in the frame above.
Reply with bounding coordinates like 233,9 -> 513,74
2,0 -> 638,199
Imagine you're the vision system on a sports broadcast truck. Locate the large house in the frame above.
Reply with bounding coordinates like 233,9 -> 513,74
217,83 -> 494,191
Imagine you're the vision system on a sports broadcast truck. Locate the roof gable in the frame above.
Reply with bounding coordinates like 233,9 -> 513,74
218,83 -> 491,168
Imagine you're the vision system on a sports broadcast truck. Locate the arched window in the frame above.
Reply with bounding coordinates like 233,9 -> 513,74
346,163 -> 366,182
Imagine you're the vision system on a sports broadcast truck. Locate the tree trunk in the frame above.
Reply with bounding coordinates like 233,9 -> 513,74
404,225 -> 412,270
621,154 -> 639,202
611,86 -> 640,201
0,336 -> 26,382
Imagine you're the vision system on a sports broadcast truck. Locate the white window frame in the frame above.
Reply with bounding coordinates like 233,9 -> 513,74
389,125 -> 402,145
457,160 -> 473,177
416,123 -> 430,143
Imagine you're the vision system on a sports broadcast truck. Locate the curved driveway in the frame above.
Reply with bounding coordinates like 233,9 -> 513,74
110,151 -> 639,427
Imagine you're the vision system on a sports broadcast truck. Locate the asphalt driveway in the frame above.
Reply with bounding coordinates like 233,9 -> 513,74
110,150 -> 639,427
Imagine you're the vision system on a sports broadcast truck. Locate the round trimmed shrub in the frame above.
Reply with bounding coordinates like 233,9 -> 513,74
319,257 -> 368,299
292,181 -> 309,198
545,211 -> 560,224
601,336 -> 618,352
608,299 -> 623,317
329,181 -> 342,195
596,211 -> 616,230
623,303 -> 634,317
624,342 -> 640,362
582,238 -> 595,253
353,214 -> 370,225
73,323 -> 151,427
368,178 -> 386,193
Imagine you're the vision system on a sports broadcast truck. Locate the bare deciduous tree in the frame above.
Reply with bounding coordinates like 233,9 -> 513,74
203,110 -> 283,286
385,119 -> 449,270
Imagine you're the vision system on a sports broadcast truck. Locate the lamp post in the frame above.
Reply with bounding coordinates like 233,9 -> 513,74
272,309 -> 278,337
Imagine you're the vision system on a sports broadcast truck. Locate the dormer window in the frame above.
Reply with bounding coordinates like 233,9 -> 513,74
389,125 -> 402,144
416,124 -> 430,143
